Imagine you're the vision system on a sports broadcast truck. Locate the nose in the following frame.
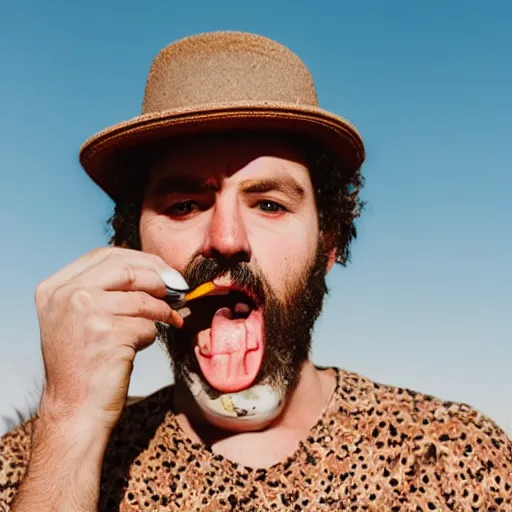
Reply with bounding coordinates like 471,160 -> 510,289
201,199 -> 251,264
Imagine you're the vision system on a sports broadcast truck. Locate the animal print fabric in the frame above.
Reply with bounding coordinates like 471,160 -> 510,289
1,368 -> 511,511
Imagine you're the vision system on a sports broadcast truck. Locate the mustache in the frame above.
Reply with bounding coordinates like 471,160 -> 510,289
183,257 -> 266,304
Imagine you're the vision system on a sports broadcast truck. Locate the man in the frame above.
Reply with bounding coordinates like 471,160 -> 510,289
0,31 -> 510,511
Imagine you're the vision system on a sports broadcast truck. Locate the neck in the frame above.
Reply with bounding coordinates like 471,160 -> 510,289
173,361 -> 337,451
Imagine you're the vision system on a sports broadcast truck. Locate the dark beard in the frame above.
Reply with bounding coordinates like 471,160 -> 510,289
158,247 -> 328,398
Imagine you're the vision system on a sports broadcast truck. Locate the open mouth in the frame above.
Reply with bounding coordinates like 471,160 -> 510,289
188,286 -> 265,394
219,289 -> 258,318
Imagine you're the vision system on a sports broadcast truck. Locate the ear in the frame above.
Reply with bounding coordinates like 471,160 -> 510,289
321,231 -> 338,272
326,246 -> 337,272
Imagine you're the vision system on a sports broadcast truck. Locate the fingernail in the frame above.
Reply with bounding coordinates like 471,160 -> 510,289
177,307 -> 192,320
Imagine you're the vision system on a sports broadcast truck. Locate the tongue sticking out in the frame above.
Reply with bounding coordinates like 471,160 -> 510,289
195,306 -> 264,393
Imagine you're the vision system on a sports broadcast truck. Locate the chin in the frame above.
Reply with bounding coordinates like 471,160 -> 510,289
162,259 -> 323,431
185,371 -> 287,432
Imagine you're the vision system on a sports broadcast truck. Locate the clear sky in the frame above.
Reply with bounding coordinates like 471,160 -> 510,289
1,1 -> 511,435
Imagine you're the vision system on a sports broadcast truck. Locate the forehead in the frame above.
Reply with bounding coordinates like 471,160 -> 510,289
146,132 -> 312,191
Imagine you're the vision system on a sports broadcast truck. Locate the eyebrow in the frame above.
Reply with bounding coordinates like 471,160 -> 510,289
241,178 -> 305,201
147,175 -> 306,201
148,176 -> 217,196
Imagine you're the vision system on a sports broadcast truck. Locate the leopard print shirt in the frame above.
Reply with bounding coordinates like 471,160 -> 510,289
1,368 -> 511,511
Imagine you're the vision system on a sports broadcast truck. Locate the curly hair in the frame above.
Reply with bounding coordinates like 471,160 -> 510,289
107,135 -> 365,265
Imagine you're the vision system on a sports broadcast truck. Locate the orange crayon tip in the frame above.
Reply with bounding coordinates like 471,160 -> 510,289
184,282 -> 222,302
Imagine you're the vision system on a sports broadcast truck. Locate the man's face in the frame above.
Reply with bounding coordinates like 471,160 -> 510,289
139,133 -> 329,396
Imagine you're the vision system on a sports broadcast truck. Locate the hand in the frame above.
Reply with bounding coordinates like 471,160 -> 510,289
34,247 -> 183,434
12,248 -> 181,512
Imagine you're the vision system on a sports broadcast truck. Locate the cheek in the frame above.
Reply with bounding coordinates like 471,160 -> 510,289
139,212 -> 201,273
250,215 -> 319,295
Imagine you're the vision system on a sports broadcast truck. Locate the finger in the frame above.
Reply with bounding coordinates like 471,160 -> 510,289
72,264 -> 169,296
38,248 -> 168,296
114,316 -> 159,352
105,291 -> 184,327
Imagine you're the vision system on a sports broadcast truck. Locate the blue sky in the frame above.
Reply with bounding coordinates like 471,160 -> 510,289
1,1 -> 511,435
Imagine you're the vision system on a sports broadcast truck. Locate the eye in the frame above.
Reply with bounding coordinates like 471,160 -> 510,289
257,200 -> 287,214
165,201 -> 198,217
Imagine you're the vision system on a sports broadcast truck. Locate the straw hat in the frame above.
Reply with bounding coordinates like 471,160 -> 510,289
79,31 -> 365,201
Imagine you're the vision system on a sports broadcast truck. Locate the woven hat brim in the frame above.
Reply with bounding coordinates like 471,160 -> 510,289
79,102 -> 365,202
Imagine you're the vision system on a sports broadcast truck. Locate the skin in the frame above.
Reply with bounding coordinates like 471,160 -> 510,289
12,134 -> 337,510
